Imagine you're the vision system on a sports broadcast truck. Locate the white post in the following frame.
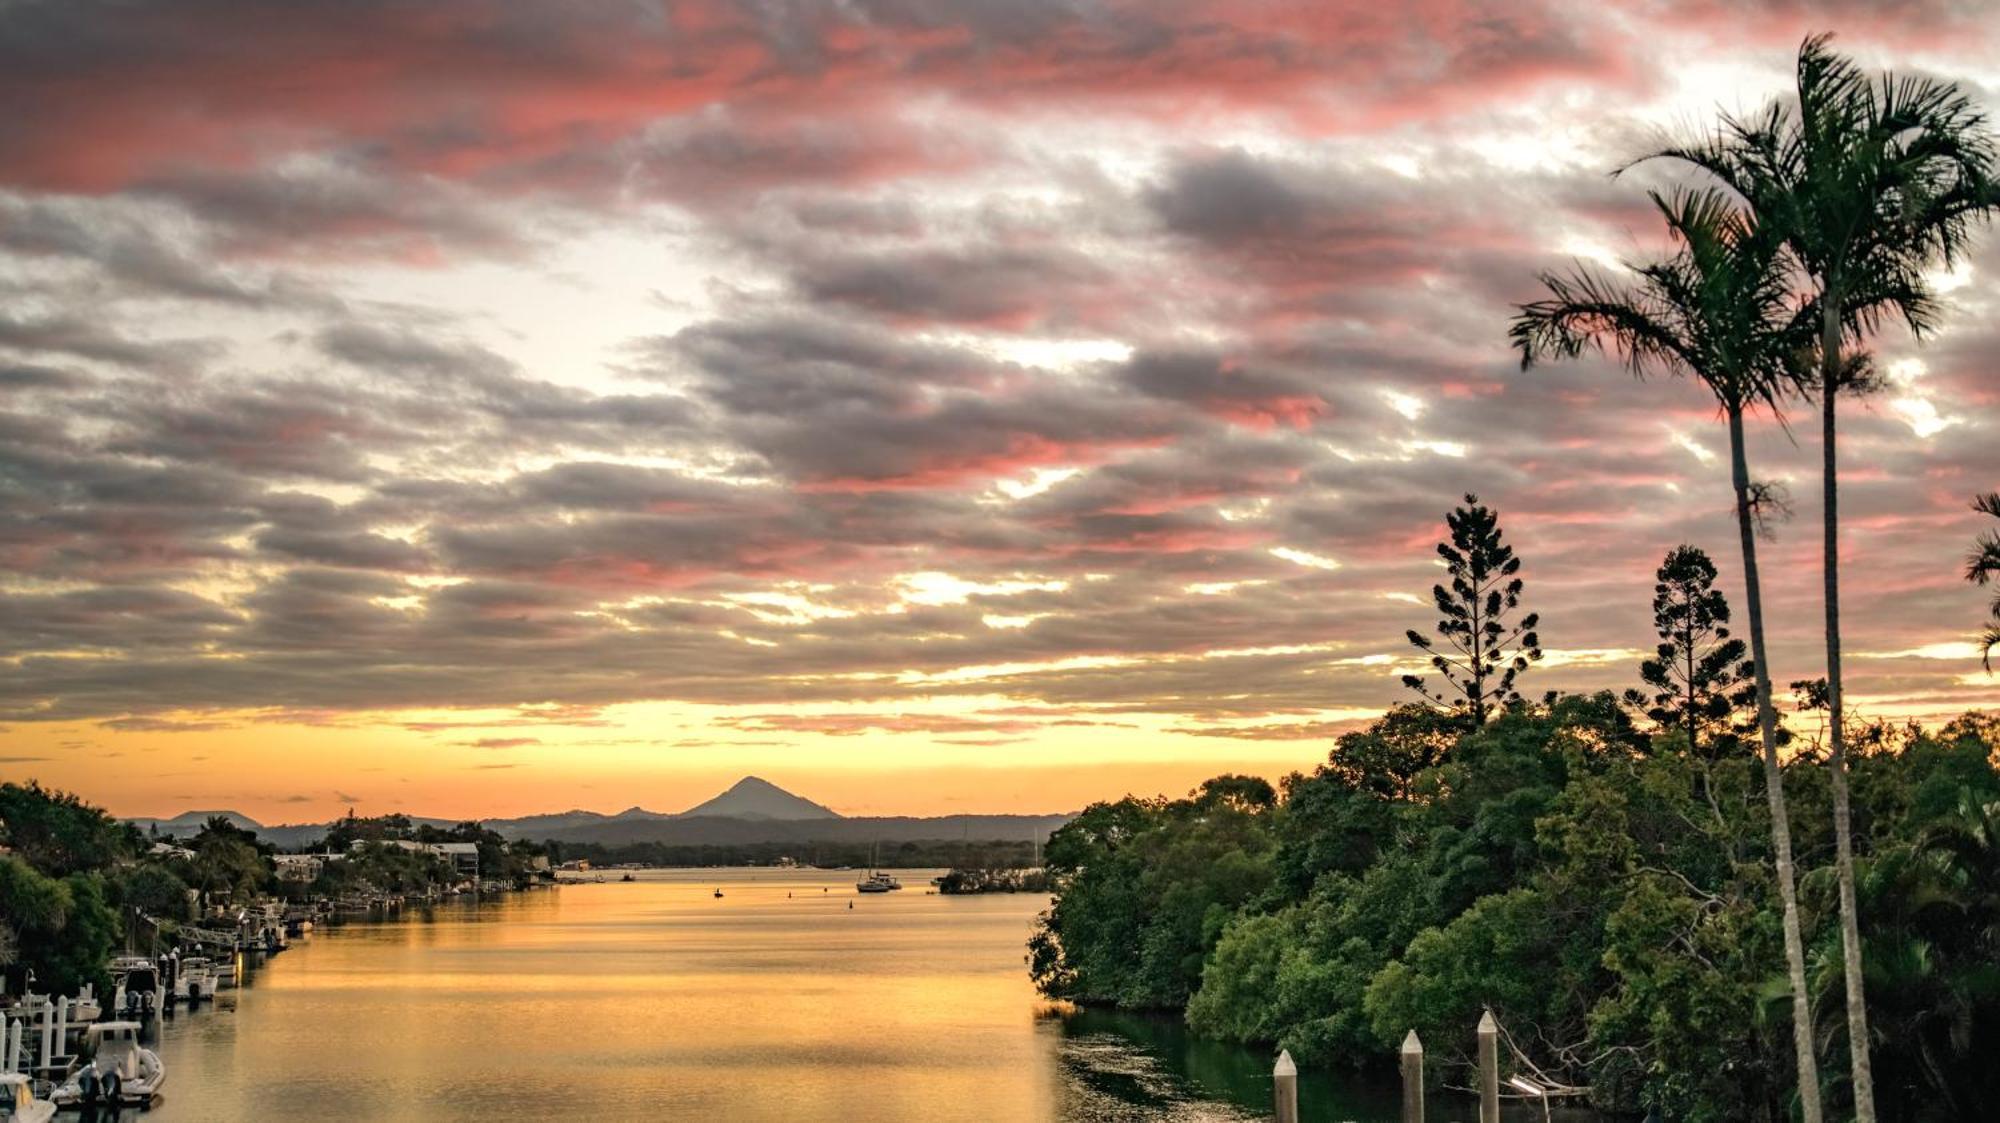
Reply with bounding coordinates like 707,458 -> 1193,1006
1401,1030 -> 1424,1123
55,996 -> 69,1054
38,1005 -> 52,1075
1477,1009 -> 1500,1123
1273,1048 -> 1299,1123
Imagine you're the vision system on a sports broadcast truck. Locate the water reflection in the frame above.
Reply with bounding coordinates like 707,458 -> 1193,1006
126,871 -> 1595,1122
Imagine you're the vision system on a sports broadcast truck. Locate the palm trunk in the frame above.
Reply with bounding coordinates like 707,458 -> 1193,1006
1820,301 -> 1875,1122
1728,406 -> 1823,1123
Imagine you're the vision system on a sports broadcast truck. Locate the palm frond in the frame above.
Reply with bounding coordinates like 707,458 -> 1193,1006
1511,266 -> 1686,377
1969,494 -> 2000,586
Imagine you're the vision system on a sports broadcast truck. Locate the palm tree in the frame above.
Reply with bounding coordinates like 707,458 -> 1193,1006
1642,39 -> 1999,1120
1512,187 -> 1826,1122
1972,493 -> 2000,671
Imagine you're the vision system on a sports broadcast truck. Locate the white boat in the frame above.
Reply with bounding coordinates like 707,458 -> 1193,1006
855,842 -> 902,893
856,872 -> 902,892
50,1022 -> 165,1109
174,956 -> 218,1005
109,957 -> 164,1020
1,1072 -> 55,1123
67,986 -> 101,1026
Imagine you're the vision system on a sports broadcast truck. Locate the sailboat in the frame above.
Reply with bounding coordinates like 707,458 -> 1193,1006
855,841 -> 902,893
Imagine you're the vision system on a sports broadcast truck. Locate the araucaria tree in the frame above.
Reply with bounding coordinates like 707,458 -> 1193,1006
1972,492 -> 2000,671
1401,494 -> 1542,728
1627,545 -> 1755,757
1645,38 -> 1999,1119
1511,188 -> 1826,1121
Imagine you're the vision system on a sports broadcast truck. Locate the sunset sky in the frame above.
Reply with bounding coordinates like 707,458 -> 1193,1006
1,1 -> 1996,822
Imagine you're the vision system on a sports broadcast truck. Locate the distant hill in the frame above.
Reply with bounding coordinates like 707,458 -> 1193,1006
125,810 -> 263,835
531,813 -> 1071,848
677,775 -> 839,821
124,776 -> 1067,850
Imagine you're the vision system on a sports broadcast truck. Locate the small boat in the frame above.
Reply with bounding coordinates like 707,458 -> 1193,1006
621,874 -> 636,883
855,841 -> 903,893
712,888 -> 724,898
50,1022 -> 165,1109
1,1072 -> 55,1123
855,872 -> 899,893
68,985 -> 102,1025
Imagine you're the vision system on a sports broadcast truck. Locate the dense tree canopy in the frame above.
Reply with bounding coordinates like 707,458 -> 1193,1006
1034,698 -> 2000,1121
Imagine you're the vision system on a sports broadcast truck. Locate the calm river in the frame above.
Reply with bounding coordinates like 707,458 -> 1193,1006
107,868 -> 1561,1121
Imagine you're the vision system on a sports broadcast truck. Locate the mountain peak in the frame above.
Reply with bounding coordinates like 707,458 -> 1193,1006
678,776 -> 841,821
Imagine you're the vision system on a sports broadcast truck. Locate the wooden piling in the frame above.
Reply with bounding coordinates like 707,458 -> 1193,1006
1478,1009 -> 1500,1123
1273,1048 -> 1298,1123
1401,1029 -> 1424,1123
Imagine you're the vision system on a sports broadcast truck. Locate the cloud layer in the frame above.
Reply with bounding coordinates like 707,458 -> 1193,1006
1,0 -> 1997,779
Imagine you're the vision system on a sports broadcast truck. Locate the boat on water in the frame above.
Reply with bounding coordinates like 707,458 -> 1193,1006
855,841 -> 903,893
109,957 -> 163,1021
50,1023 -> 165,1110
173,956 -> 217,1005
72,986 -> 101,1026
855,872 -> 901,893
1,1072 -> 55,1123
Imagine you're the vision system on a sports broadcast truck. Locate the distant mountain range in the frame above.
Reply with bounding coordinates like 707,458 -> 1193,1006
126,776 -> 1070,850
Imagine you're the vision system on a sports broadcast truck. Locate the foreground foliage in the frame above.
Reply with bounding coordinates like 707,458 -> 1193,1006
1031,704 -> 2000,1121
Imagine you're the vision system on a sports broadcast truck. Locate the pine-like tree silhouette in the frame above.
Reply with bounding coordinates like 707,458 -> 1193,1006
1624,545 -> 1755,757
1401,494 -> 1542,728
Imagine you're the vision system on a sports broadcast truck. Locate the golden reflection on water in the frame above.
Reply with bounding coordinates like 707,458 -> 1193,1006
142,870 -> 1173,1122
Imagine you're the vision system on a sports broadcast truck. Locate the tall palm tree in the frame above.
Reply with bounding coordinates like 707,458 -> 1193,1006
1643,39 -> 1999,1120
1972,493 -> 2000,671
1512,187 -> 1826,1122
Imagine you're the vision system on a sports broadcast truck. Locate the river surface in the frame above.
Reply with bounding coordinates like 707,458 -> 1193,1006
102,868 -> 1576,1121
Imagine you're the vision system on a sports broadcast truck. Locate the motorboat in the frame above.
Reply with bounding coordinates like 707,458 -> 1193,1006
50,1022 -> 165,1109
109,957 -> 163,1021
0,1073 -> 55,1123
174,956 -> 218,1005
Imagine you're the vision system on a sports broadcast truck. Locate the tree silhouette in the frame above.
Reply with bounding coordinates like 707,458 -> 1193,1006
1512,187 -> 1825,1116
1626,546 -> 1756,758
1971,492 -> 2000,672
1644,39 -> 2000,1118
1401,494 -> 1542,728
